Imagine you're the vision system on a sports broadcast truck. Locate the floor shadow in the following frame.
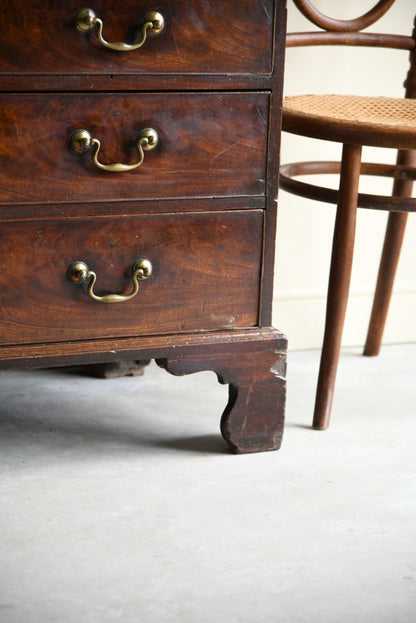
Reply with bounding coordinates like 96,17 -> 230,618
0,367 -> 230,457
0,408 -> 231,456
149,434 -> 231,454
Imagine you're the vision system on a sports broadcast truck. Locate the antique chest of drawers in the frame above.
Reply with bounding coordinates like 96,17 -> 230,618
0,0 -> 287,453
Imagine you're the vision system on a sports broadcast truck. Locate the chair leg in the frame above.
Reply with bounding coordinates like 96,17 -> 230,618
363,149 -> 415,356
363,212 -> 408,356
312,143 -> 362,430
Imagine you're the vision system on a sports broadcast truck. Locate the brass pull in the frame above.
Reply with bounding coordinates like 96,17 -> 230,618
70,127 -> 159,173
67,258 -> 153,303
75,8 -> 164,51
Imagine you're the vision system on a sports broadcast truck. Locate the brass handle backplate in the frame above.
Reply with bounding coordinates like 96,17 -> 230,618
75,8 -> 164,51
70,127 -> 158,172
67,258 -> 153,303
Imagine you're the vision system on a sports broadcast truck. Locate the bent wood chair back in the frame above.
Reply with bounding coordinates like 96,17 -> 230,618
279,0 -> 416,429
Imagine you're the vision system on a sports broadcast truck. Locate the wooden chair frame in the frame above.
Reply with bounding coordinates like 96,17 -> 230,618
279,0 -> 416,429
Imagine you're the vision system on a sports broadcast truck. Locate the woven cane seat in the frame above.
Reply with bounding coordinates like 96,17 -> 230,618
283,94 -> 416,149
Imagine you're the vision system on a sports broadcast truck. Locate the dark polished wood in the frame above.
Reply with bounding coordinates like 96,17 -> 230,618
363,212 -> 408,356
287,32 -> 414,50
0,328 -> 283,371
281,1 -> 416,429
0,0 -> 274,77
0,327 -> 287,455
0,0 -> 287,453
158,330 -> 287,454
0,93 -> 268,204
0,210 -> 263,344
364,35 -> 416,356
280,161 -> 416,212
312,144 -> 362,430
293,0 -> 394,32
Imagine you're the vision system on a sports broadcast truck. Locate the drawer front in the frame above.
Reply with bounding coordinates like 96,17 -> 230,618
0,0 -> 274,76
0,93 -> 268,205
0,210 -> 263,345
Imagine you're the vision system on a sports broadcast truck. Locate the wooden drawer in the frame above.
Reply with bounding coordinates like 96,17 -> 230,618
0,0 -> 274,77
0,92 -> 269,205
0,209 -> 263,345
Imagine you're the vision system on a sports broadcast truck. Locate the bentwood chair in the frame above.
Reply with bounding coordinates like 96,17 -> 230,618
279,0 -> 416,429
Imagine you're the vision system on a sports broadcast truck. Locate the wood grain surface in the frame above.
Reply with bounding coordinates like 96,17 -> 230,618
0,92 -> 269,204
0,210 -> 263,344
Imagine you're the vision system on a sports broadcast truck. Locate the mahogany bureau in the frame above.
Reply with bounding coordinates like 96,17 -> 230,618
0,0 -> 287,453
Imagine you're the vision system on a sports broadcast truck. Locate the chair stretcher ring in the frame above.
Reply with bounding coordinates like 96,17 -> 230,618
279,160 -> 416,213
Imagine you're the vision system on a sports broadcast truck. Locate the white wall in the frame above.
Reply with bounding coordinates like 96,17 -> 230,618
273,0 -> 416,349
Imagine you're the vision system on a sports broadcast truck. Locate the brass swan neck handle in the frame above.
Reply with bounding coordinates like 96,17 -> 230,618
67,259 -> 153,303
75,9 -> 164,52
70,127 -> 159,173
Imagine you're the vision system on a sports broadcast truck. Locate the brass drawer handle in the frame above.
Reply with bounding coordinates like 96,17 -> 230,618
67,258 -> 153,303
70,127 -> 158,173
75,8 -> 164,52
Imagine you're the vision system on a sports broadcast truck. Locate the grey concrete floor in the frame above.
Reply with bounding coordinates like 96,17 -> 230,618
0,344 -> 415,623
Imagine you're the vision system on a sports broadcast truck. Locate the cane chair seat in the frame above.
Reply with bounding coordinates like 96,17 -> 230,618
283,94 -> 416,149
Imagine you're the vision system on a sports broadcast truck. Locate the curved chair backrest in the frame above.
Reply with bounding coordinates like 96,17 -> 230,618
287,0 -> 416,99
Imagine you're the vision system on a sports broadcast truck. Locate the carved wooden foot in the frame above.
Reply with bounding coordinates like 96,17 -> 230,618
157,331 -> 286,454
